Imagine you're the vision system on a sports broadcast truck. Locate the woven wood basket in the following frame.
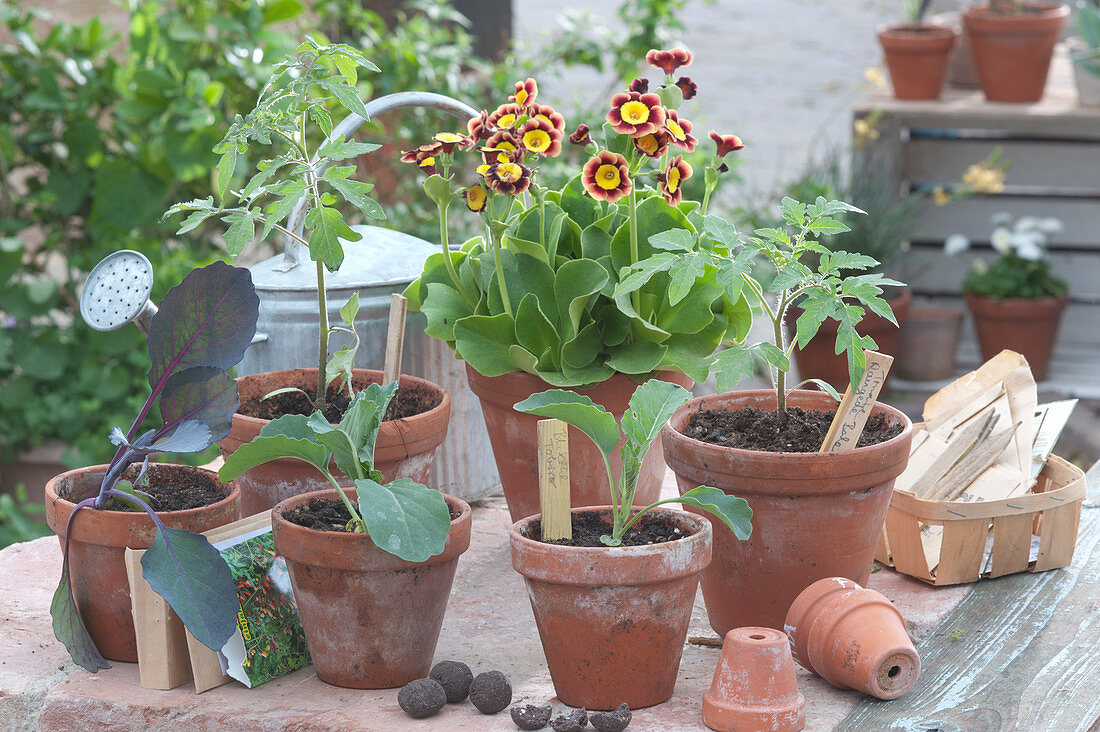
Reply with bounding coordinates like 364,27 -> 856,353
876,454 -> 1086,585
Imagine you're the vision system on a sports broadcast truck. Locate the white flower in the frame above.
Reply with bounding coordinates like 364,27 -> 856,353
1016,240 -> 1043,261
944,234 -> 970,255
991,227 -> 1013,254
990,211 -> 1013,226
1014,215 -> 1041,233
1038,217 -> 1064,234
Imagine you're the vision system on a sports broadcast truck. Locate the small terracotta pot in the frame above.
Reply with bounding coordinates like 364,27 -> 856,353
785,577 -> 920,700
272,488 -> 471,689
510,506 -> 712,710
220,368 -> 451,516
895,306 -> 964,381
965,293 -> 1067,380
702,626 -> 805,732
1069,38 -> 1100,107
788,288 -> 911,392
963,2 -> 1070,103
662,390 -> 912,633
878,24 -> 958,100
467,365 -> 692,522
45,464 -> 240,662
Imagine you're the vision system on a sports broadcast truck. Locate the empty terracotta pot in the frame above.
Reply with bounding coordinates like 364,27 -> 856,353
468,365 -> 691,522
878,24 -> 958,100
220,368 -> 450,516
785,577 -> 920,700
896,306 -> 964,381
702,626 -> 805,732
963,2 -> 1069,103
272,489 -> 471,689
45,464 -> 240,662
510,506 -> 711,710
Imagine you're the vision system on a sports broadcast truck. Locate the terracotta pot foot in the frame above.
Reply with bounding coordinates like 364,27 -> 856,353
702,626 -> 805,732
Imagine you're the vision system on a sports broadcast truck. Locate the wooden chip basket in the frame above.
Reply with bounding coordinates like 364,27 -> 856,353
876,455 -> 1086,585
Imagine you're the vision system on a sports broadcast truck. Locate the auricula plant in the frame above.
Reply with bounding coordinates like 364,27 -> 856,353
515,379 -> 752,546
218,382 -> 452,562
54,262 -> 259,672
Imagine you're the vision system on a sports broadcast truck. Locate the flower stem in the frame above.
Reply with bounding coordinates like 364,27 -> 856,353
437,200 -> 476,308
316,259 -> 329,416
628,186 -> 640,314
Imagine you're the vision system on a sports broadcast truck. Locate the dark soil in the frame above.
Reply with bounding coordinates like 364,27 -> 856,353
238,376 -> 441,423
511,704 -> 553,730
63,465 -> 229,513
683,406 -> 903,453
550,708 -> 588,732
283,496 -> 460,533
591,703 -> 632,732
397,678 -> 447,719
528,511 -> 689,548
430,660 -> 473,703
469,670 -> 512,714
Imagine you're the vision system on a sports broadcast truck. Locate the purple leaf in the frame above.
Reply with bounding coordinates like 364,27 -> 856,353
159,367 -> 239,442
151,420 -> 212,453
50,501 -> 111,672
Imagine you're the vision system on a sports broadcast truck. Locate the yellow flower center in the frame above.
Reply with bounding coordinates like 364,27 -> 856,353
495,140 -> 517,152
497,162 -> 523,183
523,129 -> 552,153
419,156 -> 435,169
515,89 -> 528,105
620,100 -> 650,125
667,167 -> 681,193
467,185 -> 486,210
535,114 -> 552,126
637,134 -> 658,154
666,118 -> 686,141
595,164 -> 621,191
477,163 -> 491,176
497,113 -> 517,129
434,132 -> 464,143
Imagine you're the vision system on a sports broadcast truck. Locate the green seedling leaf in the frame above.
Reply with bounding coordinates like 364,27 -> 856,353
218,422 -> 330,482
453,314 -> 518,377
304,205 -> 359,272
677,486 -> 752,540
354,477 -> 451,562
307,412 -> 361,479
318,139 -> 382,161
340,382 -> 398,467
514,390 -> 621,460
262,386 -> 309,401
339,292 -> 360,326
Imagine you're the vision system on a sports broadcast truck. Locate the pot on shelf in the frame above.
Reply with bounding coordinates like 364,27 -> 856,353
510,506 -> 711,710
272,488 -> 471,689
877,23 -> 958,100
965,293 -> 1067,381
661,389 -> 912,633
467,365 -> 691,523
895,305 -> 964,381
1068,37 -> 1100,107
218,368 -> 450,516
44,463 -> 240,662
962,2 -> 1070,103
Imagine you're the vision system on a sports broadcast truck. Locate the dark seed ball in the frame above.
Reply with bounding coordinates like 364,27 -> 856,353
550,707 -> 588,732
469,670 -> 512,714
591,703 -> 632,731
397,678 -> 447,719
430,660 -> 474,703
511,703 -> 553,730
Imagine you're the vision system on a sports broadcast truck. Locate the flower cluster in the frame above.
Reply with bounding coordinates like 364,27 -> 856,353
951,213 -> 1069,299
945,213 -> 1063,262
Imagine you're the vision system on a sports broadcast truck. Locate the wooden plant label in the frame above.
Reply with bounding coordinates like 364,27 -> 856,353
537,418 -> 572,541
820,351 -> 894,453
383,293 -> 408,386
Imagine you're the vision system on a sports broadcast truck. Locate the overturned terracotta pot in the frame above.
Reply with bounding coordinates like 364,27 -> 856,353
510,506 -> 711,710
703,626 -> 805,732
272,488 -> 471,689
220,368 -> 450,516
785,577 -> 920,700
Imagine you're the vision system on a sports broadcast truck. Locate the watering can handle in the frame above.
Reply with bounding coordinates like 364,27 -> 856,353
278,91 -> 480,271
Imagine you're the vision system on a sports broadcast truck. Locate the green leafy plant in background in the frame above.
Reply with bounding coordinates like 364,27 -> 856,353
1071,3 -> 1100,77
515,379 -> 751,546
219,382 -> 452,562
0,485 -> 50,548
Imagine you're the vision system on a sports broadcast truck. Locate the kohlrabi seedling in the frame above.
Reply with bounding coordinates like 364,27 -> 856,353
514,379 -> 752,546
54,261 -> 259,672
218,381 -> 452,562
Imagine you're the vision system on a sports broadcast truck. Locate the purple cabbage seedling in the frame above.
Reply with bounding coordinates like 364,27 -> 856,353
52,261 -> 259,672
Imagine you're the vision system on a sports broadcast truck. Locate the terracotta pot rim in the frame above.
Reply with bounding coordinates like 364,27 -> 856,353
877,23 -> 958,44
232,368 -> 449,429
964,292 -> 1068,306
963,2 -> 1069,25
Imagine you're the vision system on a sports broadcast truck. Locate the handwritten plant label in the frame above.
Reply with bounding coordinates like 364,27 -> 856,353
537,418 -> 572,541
820,351 -> 894,453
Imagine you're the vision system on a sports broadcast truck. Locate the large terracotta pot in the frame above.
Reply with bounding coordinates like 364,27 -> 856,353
467,365 -> 692,522
272,489 -> 471,689
789,288 -> 911,392
219,368 -> 450,516
661,390 -> 912,633
963,2 -> 1069,103
45,464 -> 240,662
877,24 -> 958,100
510,506 -> 711,710
895,306 -> 964,381
965,293 -> 1067,380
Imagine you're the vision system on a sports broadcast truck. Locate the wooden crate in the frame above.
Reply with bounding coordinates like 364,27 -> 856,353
876,455 -> 1086,585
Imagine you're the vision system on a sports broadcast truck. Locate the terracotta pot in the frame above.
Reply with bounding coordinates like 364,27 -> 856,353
878,24 -> 958,100
510,506 -> 712,710
467,365 -> 692,523
219,368 -> 451,516
272,488 -> 471,689
44,464 -> 240,662
963,3 -> 1070,102
789,288 -> 911,392
661,389 -> 912,633
965,293 -> 1067,380
702,626 -> 805,732
785,577 -> 920,700
895,306 -> 964,381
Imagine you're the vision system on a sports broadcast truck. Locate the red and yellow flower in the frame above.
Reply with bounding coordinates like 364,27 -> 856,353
709,131 -> 746,157
432,131 -> 471,154
484,160 -> 532,196
606,91 -> 665,137
629,77 -> 650,93
569,124 -> 591,146
633,129 -> 669,158
483,131 -> 522,162
488,103 -> 524,131
646,48 -> 693,75
467,110 -> 494,142
663,110 -> 697,152
675,76 -> 697,100
528,103 -> 566,135
509,78 -> 538,108
399,142 -> 441,176
518,117 -> 562,157
465,184 -> 488,212
582,150 -> 632,203
658,155 -> 693,205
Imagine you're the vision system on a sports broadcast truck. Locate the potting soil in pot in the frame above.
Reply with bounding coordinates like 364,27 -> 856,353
239,377 -> 441,423
683,406 -> 903,452
525,511 -> 688,547
60,465 -> 230,512
283,496 -> 462,532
